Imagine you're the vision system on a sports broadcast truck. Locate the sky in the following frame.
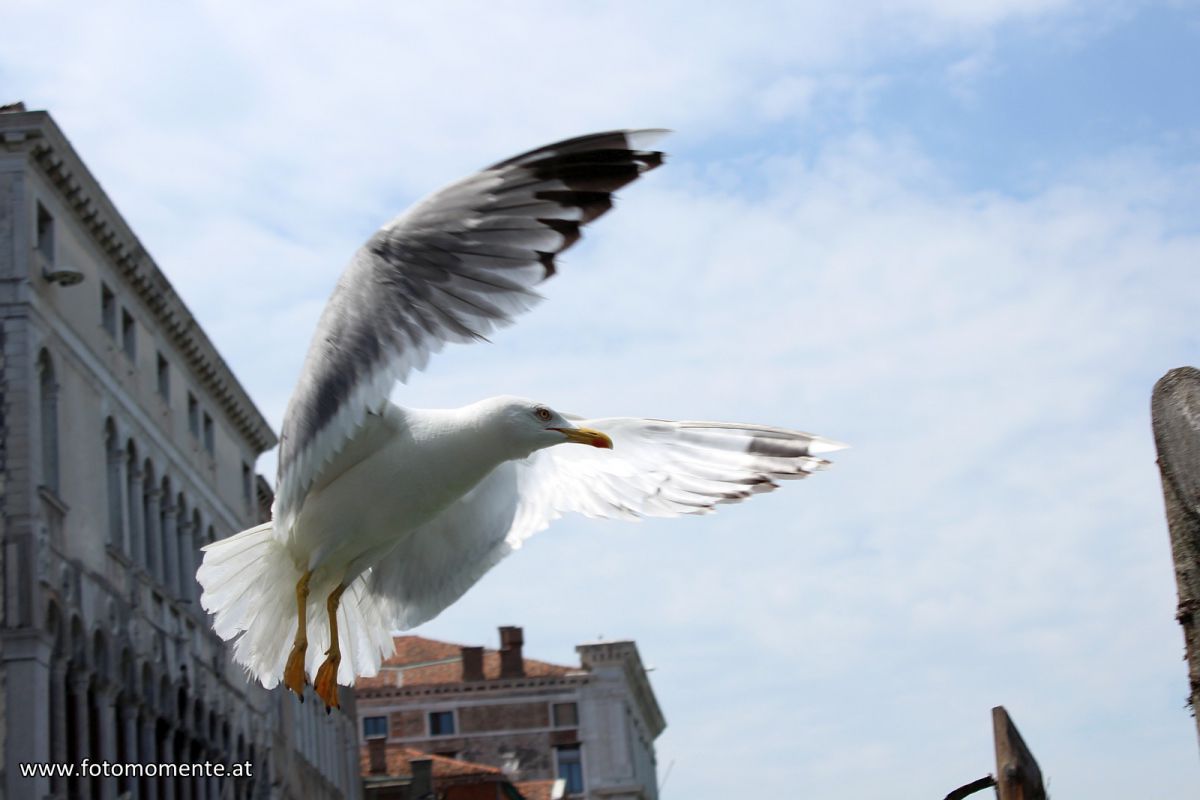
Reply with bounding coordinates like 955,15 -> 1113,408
4,0 -> 1200,797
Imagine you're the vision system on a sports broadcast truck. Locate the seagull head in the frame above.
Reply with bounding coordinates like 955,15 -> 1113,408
484,396 -> 613,456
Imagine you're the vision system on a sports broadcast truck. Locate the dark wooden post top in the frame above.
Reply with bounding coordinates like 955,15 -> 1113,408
992,706 -> 1046,800
1151,366 -> 1200,749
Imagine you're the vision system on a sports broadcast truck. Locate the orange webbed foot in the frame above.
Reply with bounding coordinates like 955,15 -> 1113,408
314,651 -> 341,711
283,642 -> 309,698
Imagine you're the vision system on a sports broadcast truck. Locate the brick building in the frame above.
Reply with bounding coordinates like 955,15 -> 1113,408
0,104 -> 361,799
355,628 -> 665,800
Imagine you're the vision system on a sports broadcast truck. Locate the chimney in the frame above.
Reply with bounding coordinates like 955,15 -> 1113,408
498,626 -> 525,678
367,738 -> 388,775
461,645 -> 484,682
410,756 -> 433,799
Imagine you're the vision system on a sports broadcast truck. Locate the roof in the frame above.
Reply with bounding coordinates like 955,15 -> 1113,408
357,635 -> 576,689
514,779 -> 563,800
360,744 -> 504,780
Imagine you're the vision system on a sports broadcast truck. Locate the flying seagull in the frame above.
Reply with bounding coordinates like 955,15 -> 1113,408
197,130 -> 844,709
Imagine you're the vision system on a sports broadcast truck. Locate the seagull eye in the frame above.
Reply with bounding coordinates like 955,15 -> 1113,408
535,407 -> 552,421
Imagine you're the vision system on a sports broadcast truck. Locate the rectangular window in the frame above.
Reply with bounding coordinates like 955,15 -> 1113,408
429,710 -> 455,737
156,352 -> 170,400
242,462 -> 252,504
121,309 -> 136,359
36,202 -> 54,263
101,283 -> 117,336
202,412 -> 214,455
553,702 -> 578,728
187,393 -> 199,438
363,716 -> 388,740
556,745 -> 584,794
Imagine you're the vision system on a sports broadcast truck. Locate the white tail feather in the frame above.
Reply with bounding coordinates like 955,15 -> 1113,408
197,522 -> 395,688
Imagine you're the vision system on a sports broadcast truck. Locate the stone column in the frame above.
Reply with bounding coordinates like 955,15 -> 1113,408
97,683 -> 119,800
51,658 -> 69,767
121,703 -> 140,798
145,487 -> 163,584
140,711 -> 159,800
161,499 -> 179,597
128,465 -> 145,569
108,447 -> 127,552
176,738 -> 193,800
70,674 -> 94,800
1,630 -> 53,800
193,749 -> 208,800
159,724 -> 176,800
178,519 -> 196,606
207,746 -> 222,800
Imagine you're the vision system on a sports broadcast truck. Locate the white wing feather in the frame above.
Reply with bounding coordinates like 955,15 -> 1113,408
509,418 -> 845,544
363,417 -> 845,626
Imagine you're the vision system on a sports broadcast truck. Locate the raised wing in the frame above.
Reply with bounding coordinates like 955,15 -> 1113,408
274,131 -> 668,530
507,417 -> 846,545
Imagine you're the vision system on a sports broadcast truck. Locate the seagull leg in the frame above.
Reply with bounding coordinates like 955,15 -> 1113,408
314,582 -> 347,711
283,570 -> 312,698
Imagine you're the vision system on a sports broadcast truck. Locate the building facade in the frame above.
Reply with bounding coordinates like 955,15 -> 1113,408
356,628 -> 665,800
0,104 -> 361,799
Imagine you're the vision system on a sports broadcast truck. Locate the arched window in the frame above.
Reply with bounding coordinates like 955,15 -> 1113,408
38,350 -> 59,493
125,441 -> 142,562
105,419 -> 123,549
160,475 -> 177,594
176,494 -> 192,602
192,510 -> 204,604
142,459 -> 158,578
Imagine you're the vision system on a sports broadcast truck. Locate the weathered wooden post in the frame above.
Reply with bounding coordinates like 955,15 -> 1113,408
992,706 -> 1046,800
941,707 -> 1045,800
1151,366 -> 1200,748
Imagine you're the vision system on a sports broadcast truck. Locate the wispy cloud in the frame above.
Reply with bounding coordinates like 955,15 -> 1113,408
3,1 -> 1198,797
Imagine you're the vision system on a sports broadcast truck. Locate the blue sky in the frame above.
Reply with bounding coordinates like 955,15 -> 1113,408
4,1 -> 1200,797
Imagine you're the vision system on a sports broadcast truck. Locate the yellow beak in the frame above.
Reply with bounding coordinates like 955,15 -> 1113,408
552,426 -> 614,449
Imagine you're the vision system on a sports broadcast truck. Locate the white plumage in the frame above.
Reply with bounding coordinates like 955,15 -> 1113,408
196,130 -> 844,702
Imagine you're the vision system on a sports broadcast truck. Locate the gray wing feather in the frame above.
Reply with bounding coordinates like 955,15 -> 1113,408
274,131 -> 668,529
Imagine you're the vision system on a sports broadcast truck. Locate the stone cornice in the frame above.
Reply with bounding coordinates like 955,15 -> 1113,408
577,640 -> 667,738
0,109 -> 277,454
358,672 -> 591,700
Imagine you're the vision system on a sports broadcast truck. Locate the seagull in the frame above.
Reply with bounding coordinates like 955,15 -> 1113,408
197,130 -> 844,709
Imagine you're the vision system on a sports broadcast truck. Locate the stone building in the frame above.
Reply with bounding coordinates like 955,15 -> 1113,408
356,628 -> 665,800
0,104 -> 362,799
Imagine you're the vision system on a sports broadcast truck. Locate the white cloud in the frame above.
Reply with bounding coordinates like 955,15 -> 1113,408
414,134 -> 1200,797
3,2 -> 1197,798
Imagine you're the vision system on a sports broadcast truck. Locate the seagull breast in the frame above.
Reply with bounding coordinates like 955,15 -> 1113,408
289,403 -> 513,575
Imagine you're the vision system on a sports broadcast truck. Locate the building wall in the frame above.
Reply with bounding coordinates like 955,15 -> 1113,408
0,107 -> 361,800
575,643 -> 663,800
358,639 -> 665,800
368,684 -> 581,777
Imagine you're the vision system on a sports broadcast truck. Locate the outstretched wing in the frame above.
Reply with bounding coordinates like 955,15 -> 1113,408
274,131 -> 668,531
508,417 -> 845,544
363,417 -> 844,629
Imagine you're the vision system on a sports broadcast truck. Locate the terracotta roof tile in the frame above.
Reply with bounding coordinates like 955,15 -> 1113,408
515,779 -> 560,800
357,635 -> 575,689
360,744 -> 504,779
